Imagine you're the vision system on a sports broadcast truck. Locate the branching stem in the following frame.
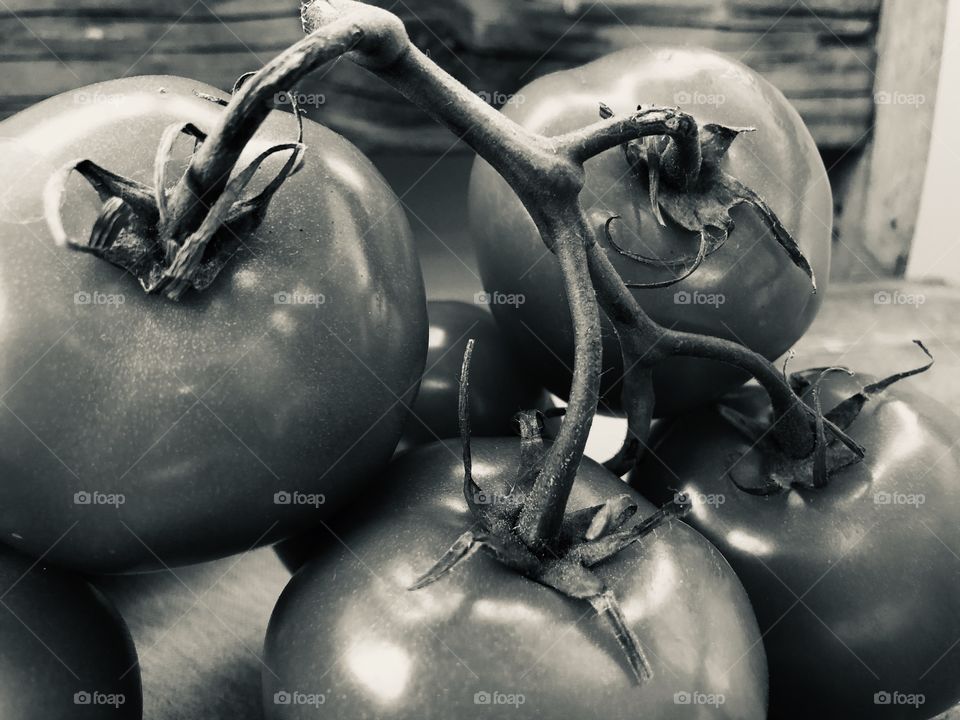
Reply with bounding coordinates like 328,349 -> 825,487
153,0 -> 821,546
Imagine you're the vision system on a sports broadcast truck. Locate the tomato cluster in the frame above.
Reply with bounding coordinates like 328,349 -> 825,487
0,3 -> 957,720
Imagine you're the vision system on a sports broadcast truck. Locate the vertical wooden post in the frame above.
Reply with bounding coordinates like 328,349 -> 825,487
835,0 -> 949,279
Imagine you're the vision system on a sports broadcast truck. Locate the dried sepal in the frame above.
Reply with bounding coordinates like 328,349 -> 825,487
408,344 -> 692,684
45,91 -> 306,301
725,344 -> 934,493
599,105 -> 817,292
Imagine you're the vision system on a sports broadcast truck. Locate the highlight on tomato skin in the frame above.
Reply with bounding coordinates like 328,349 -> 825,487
469,46 -> 831,418
0,75 -> 428,574
263,438 -> 769,720
634,371 -> 960,720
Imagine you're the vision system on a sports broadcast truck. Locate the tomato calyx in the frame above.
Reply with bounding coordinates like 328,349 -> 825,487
44,91 -> 305,301
598,104 -> 817,292
409,341 -> 691,683
721,341 -> 933,495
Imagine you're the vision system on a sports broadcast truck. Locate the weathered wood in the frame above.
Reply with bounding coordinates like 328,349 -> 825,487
0,0 -> 296,16
296,0 -> 881,149
0,0 -> 880,149
835,0 -> 949,278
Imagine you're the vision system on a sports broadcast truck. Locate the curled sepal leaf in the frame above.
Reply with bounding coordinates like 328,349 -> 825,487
409,337 -> 694,683
585,494 -> 638,541
722,399 -> 863,494
574,495 -> 692,567
560,494 -> 638,546
653,123 -> 816,292
44,162 -> 165,287
157,140 -> 305,299
602,104 -> 817,292
44,159 -> 158,249
602,216 -> 711,290
154,122 -> 208,233
46,90 -> 307,301
821,340 -> 933,430
726,345 -> 932,494
407,529 -> 482,591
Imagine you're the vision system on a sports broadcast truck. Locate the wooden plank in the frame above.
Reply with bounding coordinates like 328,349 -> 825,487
732,0 -> 881,16
0,15 -> 872,63
906,0 -> 960,283
0,15 -> 301,60
835,0 -> 950,278
0,0 -> 298,17
0,0 -> 881,150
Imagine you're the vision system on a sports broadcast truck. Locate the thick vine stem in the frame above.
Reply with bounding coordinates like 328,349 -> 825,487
584,241 -> 816,459
514,209 -> 601,549
155,0 -> 823,538
298,0 -> 824,522
301,0 -> 720,548
158,8 -> 389,294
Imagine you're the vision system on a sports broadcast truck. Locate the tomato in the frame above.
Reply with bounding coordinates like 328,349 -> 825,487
263,438 -> 767,719
468,47 -> 831,416
634,375 -> 960,718
401,301 -> 546,446
0,545 -> 142,718
0,76 -> 427,573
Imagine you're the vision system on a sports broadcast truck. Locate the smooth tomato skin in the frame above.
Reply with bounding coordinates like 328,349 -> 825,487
634,377 -> 960,718
0,545 -> 142,719
402,301 -> 546,445
263,438 -> 767,720
468,47 -> 831,416
0,76 -> 427,573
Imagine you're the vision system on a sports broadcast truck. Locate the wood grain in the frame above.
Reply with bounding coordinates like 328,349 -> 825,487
0,0 -> 880,148
835,0 -> 949,279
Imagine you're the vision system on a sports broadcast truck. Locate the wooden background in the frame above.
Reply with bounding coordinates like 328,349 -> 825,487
0,4 -> 956,717
1,0 -> 880,145
0,0 -> 949,278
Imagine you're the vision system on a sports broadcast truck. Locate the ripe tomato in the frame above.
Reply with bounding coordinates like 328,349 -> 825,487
0,545 -> 142,718
263,438 -> 768,719
0,76 -> 427,573
402,301 -> 546,446
468,47 -> 831,416
635,376 -> 960,718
